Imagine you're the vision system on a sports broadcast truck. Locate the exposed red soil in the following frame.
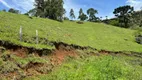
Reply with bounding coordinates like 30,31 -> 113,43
9,48 -> 39,58
50,49 -> 78,65
9,48 -> 28,58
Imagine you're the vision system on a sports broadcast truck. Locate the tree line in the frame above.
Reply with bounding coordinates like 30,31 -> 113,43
70,8 -> 98,22
1,0 -> 142,28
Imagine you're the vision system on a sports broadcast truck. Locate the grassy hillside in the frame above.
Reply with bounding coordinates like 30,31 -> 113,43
24,54 -> 142,80
0,12 -> 142,52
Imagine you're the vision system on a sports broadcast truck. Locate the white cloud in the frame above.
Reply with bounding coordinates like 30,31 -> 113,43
0,0 -> 11,8
126,0 -> 142,10
10,0 -> 35,13
0,0 -> 34,13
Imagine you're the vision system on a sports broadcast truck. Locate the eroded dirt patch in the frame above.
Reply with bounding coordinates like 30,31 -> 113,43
50,49 -> 78,65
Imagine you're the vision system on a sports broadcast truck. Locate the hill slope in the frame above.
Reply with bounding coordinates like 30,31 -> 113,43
0,12 -> 142,52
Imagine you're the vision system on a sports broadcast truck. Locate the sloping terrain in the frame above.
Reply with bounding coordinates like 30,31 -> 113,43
0,12 -> 142,80
0,12 -> 142,52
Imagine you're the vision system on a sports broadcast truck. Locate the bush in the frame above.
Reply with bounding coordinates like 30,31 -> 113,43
76,21 -> 84,24
109,19 -> 119,26
136,35 -> 142,44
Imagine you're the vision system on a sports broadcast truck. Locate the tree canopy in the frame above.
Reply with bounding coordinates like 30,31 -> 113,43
113,5 -> 134,28
87,8 -> 98,22
8,8 -> 20,14
34,0 -> 64,21
78,8 -> 88,21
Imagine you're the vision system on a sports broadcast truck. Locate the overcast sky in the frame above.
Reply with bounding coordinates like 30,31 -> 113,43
0,0 -> 142,19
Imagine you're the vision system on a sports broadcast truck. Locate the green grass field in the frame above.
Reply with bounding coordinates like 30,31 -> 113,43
0,11 -> 142,52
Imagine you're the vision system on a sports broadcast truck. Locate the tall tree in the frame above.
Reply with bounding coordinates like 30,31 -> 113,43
87,8 -> 98,22
34,0 -> 64,21
34,0 -> 45,17
113,5 -> 134,28
70,9 -> 75,20
78,8 -> 88,21
78,8 -> 83,19
56,0 -> 64,21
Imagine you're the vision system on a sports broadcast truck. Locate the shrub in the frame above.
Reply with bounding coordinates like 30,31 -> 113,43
136,35 -> 142,44
76,21 -> 84,24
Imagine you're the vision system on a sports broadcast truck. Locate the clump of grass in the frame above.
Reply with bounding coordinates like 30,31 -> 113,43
0,61 -> 19,74
11,54 -> 48,68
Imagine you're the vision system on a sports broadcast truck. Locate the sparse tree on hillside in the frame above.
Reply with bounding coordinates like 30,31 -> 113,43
78,8 -> 83,19
34,0 -> 64,21
79,13 -> 88,21
2,9 -> 6,12
8,8 -> 20,14
113,5 -> 134,28
87,8 -> 98,22
70,9 -> 75,20
78,8 -> 88,21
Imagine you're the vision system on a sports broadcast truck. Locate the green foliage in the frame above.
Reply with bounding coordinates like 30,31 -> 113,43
64,17 -> 69,20
78,8 -> 88,21
87,8 -> 98,22
131,10 -> 142,27
78,8 -> 83,17
78,13 -> 88,21
8,8 -> 20,14
34,0 -> 64,21
2,9 -> 6,12
70,9 -> 75,20
12,54 -> 47,68
113,5 -> 134,28
107,18 -> 119,26
0,12 -> 141,52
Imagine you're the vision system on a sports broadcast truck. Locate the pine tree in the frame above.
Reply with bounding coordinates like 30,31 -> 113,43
78,8 -> 83,19
70,9 -> 75,20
